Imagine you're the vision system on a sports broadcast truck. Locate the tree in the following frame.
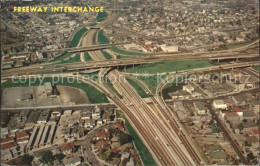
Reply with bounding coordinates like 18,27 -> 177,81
118,133 -> 132,145
42,151 -> 55,164
54,153 -> 65,162
103,150 -> 112,161
247,153 -> 254,160
22,154 -> 34,165
237,123 -> 244,132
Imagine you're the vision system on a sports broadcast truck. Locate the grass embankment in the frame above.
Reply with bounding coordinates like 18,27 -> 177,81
105,76 -> 122,98
126,78 -> 149,98
116,110 -> 157,166
96,11 -> 108,22
134,76 -> 165,94
50,52 -> 72,63
129,60 -> 213,94
253,65 -> 260,71
124,59 -> 213,74
82,72 -> 98,81
69,27 -> 88,48
84,52 -> 93,61
2,78 -> 109,104
56,54 -> 80,64
98,30 -> 110,44
101,50 -> 112,60
110,46 -> 149,56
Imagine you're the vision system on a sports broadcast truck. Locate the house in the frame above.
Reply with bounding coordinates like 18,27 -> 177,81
96,131 -> 109,140
37,109 -> 50,124
232,95 -> 246,106
16,131 -> 29,144
213,100 -> 227,110
115,122 -> 124,131
194,101 -> 208,115
1,136 -> 16,149
121,152 -> 130,161
1,148 -> 13,160
17,110 -> 31,123
60,142 -> 75,155
96,140 -> 110,148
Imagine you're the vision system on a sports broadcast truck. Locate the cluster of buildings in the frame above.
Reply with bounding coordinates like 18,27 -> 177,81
169,69 -> 259,100
108,0 -> 259,53
171,69 -> 259,164
0,106 -> 116,164
93,121 -> 139,166
1,0 -> 97,69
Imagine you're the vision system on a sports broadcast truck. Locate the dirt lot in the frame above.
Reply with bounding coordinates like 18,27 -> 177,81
56,85 -> 89,104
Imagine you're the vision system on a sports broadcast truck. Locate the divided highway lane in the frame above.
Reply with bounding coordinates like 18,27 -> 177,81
125,76 -> 203,165
83,11 -> 186,165
107,69 -> 196,166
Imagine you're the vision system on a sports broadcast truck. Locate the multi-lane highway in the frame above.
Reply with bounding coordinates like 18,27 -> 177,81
79,10 -> 199,165
106,69 -> 197,165
2,52 -> 259,78
2,6 -> 258,165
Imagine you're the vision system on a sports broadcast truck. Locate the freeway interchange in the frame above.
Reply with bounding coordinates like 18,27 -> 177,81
2,9 -> 259,166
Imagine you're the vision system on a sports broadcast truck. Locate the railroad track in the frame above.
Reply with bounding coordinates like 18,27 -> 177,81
156,64 -> 256,165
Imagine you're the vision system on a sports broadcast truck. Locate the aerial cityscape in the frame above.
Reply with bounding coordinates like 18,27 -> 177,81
0,0 -> 259,165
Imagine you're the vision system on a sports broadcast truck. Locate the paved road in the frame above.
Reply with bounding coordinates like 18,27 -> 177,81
2,54 -> 258,78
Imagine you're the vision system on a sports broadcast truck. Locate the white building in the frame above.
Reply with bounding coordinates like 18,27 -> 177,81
213,100 -> 227,110
183,84 -> 195,93
161,45 -> 179,52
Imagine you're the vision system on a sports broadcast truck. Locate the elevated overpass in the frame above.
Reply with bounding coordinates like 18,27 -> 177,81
2,53 -> 259,78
